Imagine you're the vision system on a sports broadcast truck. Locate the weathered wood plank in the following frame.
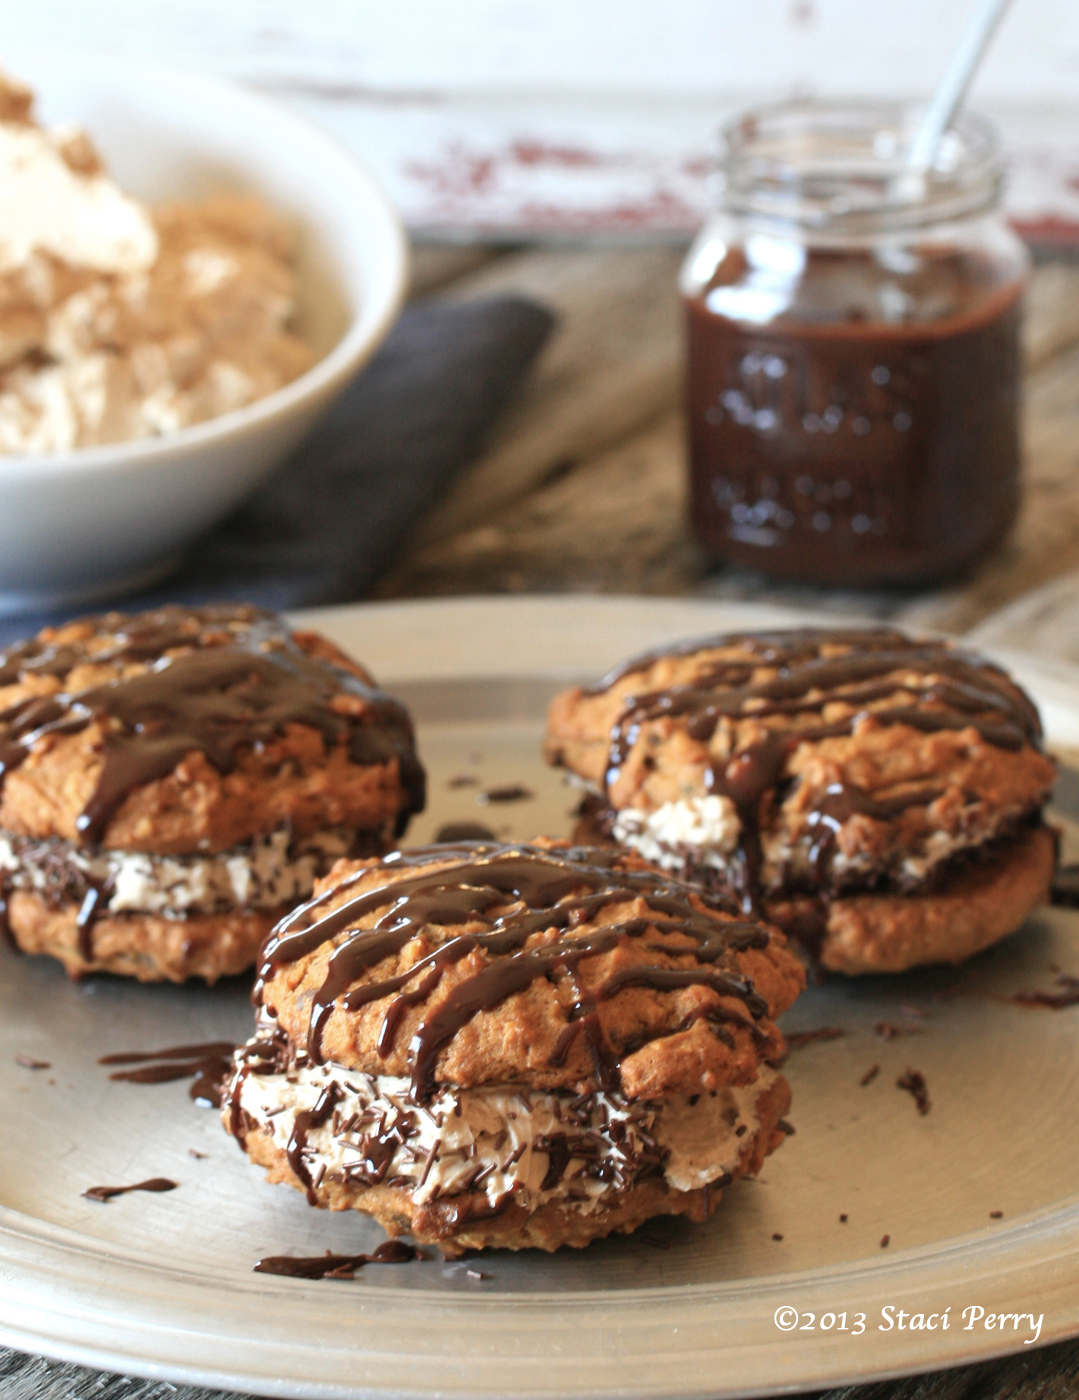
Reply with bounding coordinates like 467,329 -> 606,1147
377,245 -> 686,587
408,243 -> 512,300
377,411 -> 706,597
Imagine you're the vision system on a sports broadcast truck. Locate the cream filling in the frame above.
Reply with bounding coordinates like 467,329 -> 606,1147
612,796 -> 742,872
0,827 -> 354,916
0,119 -> 158,274
232,1056 -> 776,1214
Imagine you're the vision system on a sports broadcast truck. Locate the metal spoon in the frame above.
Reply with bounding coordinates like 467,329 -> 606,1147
895,0 -> 1014,200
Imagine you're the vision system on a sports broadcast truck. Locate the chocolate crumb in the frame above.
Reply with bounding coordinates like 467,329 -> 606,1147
896,1069 -> 931,1115
990,1210 -> 1003,1219
188,1149 -> 207,1159
860,1064 -> 880,1086
880,1234 -> 890,1248
839,1214 -> 848,1223
466,1268 -> 489,1280
735,1124 -> 748,1137
772,1233 -> 784,1241
776,1119 -> 796,1135
447,775 -> 479,788
14,1053 -> 51,1069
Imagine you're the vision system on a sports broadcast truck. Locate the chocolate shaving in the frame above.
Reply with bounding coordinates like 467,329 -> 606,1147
14,1053 -> 50,1069
783,1026 -> 845,1053
1012,974 -> 1079,1009
860,1064 -> 880,1086
477,785 -> 534,804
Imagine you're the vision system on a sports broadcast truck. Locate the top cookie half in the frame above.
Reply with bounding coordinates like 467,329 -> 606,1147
544,627 -> 1056,907
0,604 -> 425,854
255,838 -> 805,1104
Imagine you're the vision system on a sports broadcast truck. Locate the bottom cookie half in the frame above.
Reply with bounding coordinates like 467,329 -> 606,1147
224,1057 -> 793,1255
766,826 -> 1056,975
4,890 -> 282,982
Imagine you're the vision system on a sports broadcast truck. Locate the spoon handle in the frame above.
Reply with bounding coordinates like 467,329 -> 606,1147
906,0 -> 1014,174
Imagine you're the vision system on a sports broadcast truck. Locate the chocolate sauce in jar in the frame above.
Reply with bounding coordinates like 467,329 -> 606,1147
687,251 -> 1023,585
682,102 -> 1030,587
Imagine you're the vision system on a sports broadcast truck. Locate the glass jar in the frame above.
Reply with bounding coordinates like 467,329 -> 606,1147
681,101 -> 1029,587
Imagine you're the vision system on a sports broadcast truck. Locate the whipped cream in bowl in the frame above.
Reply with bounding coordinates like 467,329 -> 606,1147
0,52 -> 406,610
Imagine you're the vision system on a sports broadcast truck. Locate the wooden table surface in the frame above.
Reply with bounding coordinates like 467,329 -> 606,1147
7,239 -> 1079,1400
393,241 -> 1079,645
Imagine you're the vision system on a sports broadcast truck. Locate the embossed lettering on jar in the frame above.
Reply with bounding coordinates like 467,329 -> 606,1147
681,101 -> 1029,586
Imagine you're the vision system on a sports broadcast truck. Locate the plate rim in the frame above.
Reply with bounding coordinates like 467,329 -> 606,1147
4,593 -> 1079,1399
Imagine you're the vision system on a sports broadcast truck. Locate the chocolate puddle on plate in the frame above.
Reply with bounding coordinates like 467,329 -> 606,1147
99,1041 -> 236,1107
255,1240 -> 420,1279
83,1177 -> 178,1202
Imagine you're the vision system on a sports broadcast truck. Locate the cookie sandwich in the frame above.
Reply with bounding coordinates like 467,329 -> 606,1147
224,838 -> 804,1255
0,605 -> 424,981
544,628 -> 1056,974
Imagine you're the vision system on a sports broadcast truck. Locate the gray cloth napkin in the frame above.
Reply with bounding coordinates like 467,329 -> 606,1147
0,294 -> 553,644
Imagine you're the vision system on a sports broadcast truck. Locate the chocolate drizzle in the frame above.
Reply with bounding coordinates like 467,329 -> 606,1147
589,628 -> 1042,912
0,604 -> 425,847
256,841 -> 772,1103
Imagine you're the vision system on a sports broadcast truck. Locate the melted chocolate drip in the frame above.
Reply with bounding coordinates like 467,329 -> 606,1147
288,1083 -> 342,1203
257,841 -> 771,1103
254,1240 -> 419,1278
0,605 -> 424,848
83,1177 -> 178,1202
590,628 -> 1041,913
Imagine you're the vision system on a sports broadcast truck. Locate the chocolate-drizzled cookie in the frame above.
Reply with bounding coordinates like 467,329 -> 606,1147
223,838 -> 803,1254
0,604 -> 424,981
544,627 -> 1057,974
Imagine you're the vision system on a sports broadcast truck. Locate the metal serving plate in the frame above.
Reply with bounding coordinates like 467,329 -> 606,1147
1,597 -> 1078,1399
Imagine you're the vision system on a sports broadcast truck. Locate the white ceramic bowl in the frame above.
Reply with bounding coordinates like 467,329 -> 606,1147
0,51 -> 409,615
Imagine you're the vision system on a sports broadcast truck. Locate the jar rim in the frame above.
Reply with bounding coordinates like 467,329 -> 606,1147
719,98 -> 1004,232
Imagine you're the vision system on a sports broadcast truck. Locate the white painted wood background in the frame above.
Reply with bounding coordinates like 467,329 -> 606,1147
7,1 -> 1079,238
